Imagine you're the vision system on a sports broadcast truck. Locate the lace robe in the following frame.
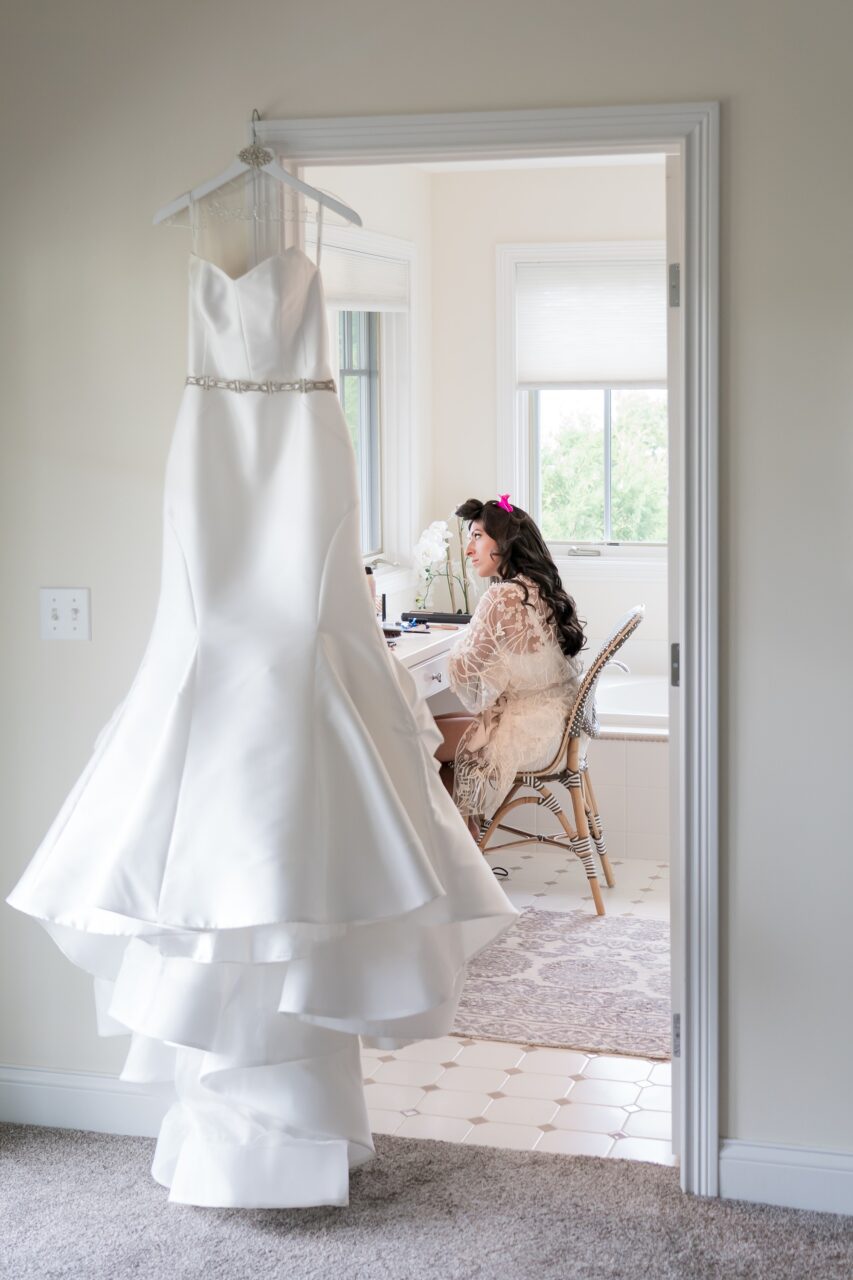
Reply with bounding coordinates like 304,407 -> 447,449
447,574 -> 584,818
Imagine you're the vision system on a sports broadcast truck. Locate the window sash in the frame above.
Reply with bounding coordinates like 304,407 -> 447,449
528,386 -> 668,548
338,311 -> 382,556
515,247 -> 668,387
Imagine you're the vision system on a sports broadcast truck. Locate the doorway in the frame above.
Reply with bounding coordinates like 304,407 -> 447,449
262,102 -> 720,1199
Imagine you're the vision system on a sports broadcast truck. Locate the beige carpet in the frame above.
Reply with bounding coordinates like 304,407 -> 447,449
2,1123 -> 852,1278
452,907 -> 671,1059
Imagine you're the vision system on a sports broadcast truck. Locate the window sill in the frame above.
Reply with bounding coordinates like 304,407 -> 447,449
365,563 -> 419,594
553,552 -> 667,583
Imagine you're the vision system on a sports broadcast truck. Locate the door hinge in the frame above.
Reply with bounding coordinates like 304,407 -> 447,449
672,1012 -> 681,1058
669,262 -> 680,307
670,642 -> 680,687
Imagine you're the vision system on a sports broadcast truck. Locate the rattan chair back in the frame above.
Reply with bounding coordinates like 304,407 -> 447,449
533,604 -> 646,776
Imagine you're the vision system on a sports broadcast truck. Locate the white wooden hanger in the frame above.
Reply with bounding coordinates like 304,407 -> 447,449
152,111 -> 362,228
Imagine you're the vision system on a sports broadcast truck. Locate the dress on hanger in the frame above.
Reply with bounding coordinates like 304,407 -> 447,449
5,203 -> 517,1208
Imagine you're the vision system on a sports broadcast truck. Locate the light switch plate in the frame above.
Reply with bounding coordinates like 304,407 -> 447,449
40,587 -> 92,640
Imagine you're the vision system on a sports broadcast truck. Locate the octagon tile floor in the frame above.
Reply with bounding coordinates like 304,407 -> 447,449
362,851 -> 676,1167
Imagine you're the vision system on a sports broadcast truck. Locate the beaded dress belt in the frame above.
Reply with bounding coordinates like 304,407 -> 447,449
186,375 -> 337,394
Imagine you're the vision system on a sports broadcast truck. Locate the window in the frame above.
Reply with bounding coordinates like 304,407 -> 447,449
310,224 -> 415,573
337,311 -> 381,556
530,387 -> 668,544
498,242 -> 669,552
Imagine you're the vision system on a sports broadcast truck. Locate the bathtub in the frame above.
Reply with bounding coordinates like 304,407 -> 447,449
592,671 -> 669,737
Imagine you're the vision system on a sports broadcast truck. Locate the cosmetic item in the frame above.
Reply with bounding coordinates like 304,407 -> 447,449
364,565 -> 377,608
400,610 -> 472,624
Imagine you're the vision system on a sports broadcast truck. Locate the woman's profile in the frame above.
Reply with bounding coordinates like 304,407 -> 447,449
435,495 -> 588,838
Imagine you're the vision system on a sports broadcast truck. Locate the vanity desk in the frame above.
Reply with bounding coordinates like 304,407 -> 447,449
389,626 -> 467,713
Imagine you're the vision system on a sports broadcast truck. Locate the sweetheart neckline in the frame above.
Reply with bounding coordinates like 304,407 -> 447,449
189,246 -> 318,284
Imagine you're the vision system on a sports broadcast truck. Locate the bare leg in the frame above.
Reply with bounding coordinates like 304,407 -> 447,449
433,713 -> 476,762
433,714 -> 481,841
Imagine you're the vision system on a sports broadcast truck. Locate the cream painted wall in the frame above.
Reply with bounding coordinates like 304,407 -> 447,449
429,162 -> 668,672
2,0 -> 853,1157
429,163 -> 665,514
298,159 -> 669,672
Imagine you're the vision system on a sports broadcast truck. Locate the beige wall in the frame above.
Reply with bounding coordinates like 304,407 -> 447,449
299,159 -> 669,668
429,162 -> 668,670
429,163 -> 665,514
2,0 -> 853,1154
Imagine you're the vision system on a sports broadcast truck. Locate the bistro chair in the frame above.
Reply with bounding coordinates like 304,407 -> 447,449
476,605 -> 646,915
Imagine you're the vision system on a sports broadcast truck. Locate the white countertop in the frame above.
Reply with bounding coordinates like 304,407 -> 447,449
387,625 -> 467,669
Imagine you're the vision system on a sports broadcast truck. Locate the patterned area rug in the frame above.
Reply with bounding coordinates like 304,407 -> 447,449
452,907 -> 671,1060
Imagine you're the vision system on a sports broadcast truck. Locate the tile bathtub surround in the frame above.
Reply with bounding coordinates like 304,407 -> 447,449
578,738 -> 670,862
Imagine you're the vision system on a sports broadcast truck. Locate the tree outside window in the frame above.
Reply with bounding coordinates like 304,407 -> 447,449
531,387 -> 668,545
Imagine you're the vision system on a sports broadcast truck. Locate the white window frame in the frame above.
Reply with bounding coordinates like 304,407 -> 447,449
318,225 -> 420,599
337,309 -> 382,556
497,241 -> 668,583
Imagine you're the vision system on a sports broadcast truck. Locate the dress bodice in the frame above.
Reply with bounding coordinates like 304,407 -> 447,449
187,247 -> 335,383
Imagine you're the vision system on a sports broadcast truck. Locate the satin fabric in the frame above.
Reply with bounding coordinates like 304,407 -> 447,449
5,247 -> 517,1208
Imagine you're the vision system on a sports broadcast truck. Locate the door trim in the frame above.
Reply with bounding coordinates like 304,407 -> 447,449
257,102 -> 720,1198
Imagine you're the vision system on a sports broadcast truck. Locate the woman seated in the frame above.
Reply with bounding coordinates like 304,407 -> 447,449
435,496 -> 587,839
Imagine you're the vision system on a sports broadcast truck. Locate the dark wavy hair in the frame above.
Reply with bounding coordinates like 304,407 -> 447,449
456,498 -> 587,659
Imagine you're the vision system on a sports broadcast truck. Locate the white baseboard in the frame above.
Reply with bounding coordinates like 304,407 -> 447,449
0,1063 -> 170,1139
720,1139 -> 853,1216
5,1065 -> 852,1217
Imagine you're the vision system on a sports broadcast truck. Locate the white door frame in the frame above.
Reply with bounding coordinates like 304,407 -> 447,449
257,104 -> 720,1199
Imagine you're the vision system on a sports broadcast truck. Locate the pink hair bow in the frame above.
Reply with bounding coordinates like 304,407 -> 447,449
497,493 -> 514,512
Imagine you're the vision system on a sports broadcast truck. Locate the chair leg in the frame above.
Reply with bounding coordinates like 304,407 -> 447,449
477,788 -> 521,881
476,813 -> 493,848
528,777 -> 605,916
477,784 -> 520,853
477,813 -> 495,852
582,767 -> 615,888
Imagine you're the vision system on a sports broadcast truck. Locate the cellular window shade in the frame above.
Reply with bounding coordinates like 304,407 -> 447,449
320,247 -> 409,313
515,252 -> 667,388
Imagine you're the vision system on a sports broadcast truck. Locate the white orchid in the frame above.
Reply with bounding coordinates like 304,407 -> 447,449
423,521 -> 451,555
412,513 -> 479,613
413,527 -> 449,570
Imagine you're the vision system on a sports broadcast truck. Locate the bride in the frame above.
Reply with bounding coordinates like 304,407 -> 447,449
434,496 -> 588,837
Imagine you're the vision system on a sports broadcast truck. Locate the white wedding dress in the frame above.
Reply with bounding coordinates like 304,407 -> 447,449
5,239 -> 517,1208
